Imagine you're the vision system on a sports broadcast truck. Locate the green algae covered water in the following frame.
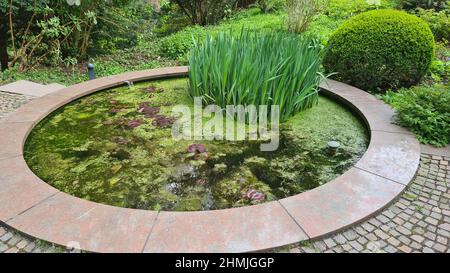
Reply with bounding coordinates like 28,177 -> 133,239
24,78 -> 369,211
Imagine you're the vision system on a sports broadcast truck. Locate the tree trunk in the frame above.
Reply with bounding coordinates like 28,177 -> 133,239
0,11 -> 8,71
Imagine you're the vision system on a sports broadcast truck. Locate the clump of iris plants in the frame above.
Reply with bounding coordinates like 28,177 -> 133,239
188,30 -> 325,122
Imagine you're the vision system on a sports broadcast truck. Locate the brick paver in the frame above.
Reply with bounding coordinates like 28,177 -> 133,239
0,90 -> 448,253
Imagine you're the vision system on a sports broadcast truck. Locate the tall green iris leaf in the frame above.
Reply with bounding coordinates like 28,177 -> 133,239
188,30 -> 325,122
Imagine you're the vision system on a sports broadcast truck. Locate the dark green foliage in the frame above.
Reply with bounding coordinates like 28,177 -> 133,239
389,85 -> 450,147
255,0 -> 286,13
415,8 -> 450,42
89,2 -> 156,55
170,0 -> 238,25
323,9 -> 435,92
396,0 -> 449,11
428,42 -> 450,84
158,10 -> 283,61
153,2 -> 192,36
0,0 -> 154,71
159,26 -> 207,60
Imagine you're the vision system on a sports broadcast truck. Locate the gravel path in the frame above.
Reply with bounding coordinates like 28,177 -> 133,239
0,90 -> 448,253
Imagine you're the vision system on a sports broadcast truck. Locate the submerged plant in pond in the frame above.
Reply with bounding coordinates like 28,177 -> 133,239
244,189 -> 266,202
142,86 -> 164,94
188,30 -> 324,121
24,78 -> 368,212
187,143 -> 207,154
138,104 -> 160,118
152,115 -> 176,127
127,119 -> 143,129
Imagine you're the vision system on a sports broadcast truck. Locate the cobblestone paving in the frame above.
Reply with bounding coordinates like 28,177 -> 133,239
0,90 -> 449,253
0,91 -> 33,119
0,227 -> 68,253
284,154 -> 450,253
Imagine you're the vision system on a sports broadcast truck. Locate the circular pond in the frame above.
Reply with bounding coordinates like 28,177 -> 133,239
24,78 -> 369,211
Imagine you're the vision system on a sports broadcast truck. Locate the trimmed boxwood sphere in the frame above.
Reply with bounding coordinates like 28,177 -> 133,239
323,9 -> 435,92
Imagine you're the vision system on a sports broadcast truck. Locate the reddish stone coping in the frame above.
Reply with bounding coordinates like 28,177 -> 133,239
0,67 -> 420,253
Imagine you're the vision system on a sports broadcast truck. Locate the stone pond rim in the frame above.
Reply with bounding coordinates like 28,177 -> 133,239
0,66 -> 421,253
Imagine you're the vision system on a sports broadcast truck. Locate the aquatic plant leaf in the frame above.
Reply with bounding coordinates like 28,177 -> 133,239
142,86 -> 165,93
111,108 -> 121,113
103,120 -> 114,125
127,119 -> 143,129
244,189 -> 266,201
140,106 -> 160,118
114,119 -> 127,126
152,115 -> 175,128
138,101 -> 150,109
187,144 -> 207,154
112,137 -> 129,145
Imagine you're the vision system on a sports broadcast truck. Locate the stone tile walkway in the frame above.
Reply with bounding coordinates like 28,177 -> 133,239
0,80 -> 65,97
0,90 -> 448,253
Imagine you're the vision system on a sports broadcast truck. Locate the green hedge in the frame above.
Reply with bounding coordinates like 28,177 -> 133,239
323,9 -> 435,92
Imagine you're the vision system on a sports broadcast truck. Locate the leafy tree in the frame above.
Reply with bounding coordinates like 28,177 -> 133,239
0,0 -> 141,71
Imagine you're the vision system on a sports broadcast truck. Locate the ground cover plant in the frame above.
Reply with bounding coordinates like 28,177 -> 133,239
382,85 -> 450,147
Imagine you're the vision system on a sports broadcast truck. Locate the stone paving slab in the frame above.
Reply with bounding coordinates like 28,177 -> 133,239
421,144 -> 450,157
0,122 -> 34,160
6,192 -> 158,253
356,131 -> 421,185
320,80 -> 414,135
279,168 -> 405,239
144,202 -> 308,253
0,80 -> 65,97
0,156 -> 58,221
